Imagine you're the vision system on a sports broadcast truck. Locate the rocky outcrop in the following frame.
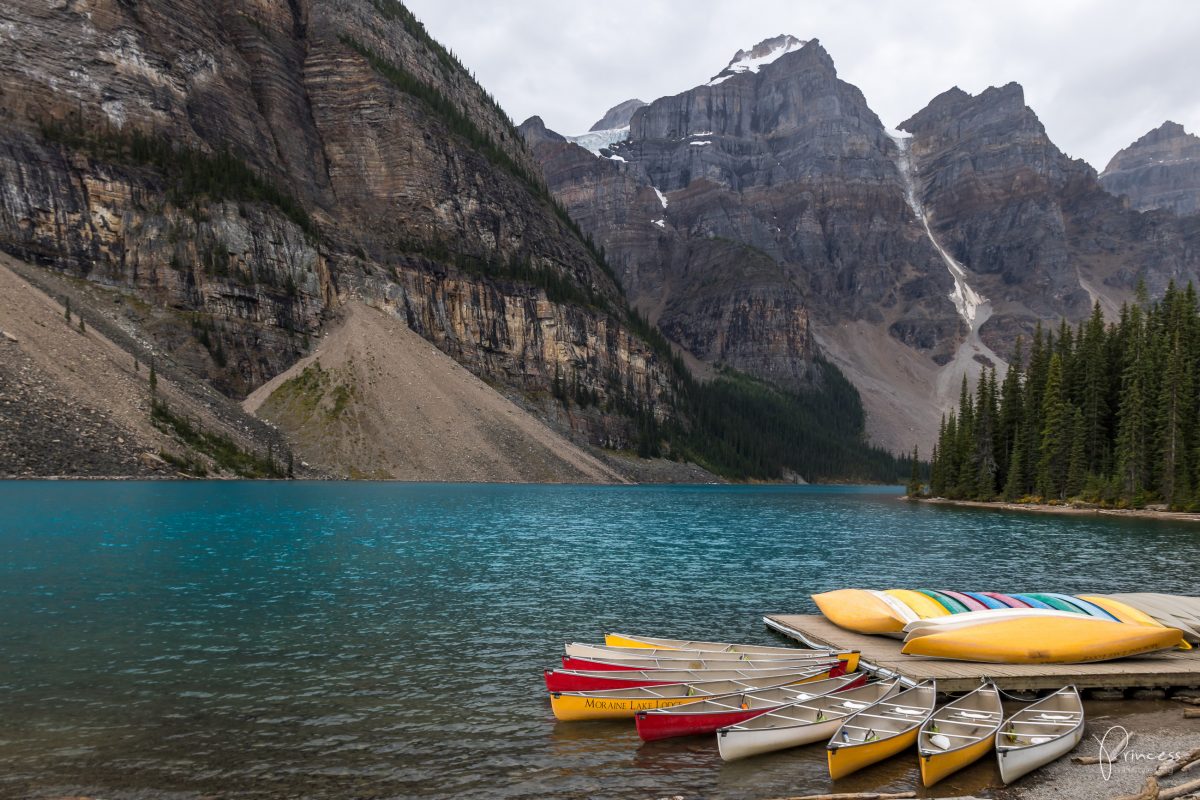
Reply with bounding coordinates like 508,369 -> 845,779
526,36 -> 964,448
901,85 -> 1200,354
1100,121 -> 1200,216
589,99 -> 646,132
0,0 -> 676,461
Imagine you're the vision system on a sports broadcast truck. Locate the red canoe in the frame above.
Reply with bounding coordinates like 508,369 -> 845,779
544,661 -> 842,693
633,672 -> 868,741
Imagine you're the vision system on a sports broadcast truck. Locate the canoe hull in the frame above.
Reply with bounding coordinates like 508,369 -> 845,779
827,727 -> 919,780
719,716 -> 844,761
636,673 -> 867,741
551,692 -> 713,721
920,733 -> 995,787
545,663 -> 839,693
901,617 -> 1183,663
998,725 -> 1084,783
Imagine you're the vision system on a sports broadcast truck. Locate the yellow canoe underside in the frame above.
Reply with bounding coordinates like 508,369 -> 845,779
813,589 -> 906,634
828,727 -> 919,780
1077,595 -> 1192,650
901,616 -> 1183,663
885,589 -> 951,619
920,734 -> 995,787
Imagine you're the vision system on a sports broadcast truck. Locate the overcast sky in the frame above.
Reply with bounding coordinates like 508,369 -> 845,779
403,0 -> 1200,170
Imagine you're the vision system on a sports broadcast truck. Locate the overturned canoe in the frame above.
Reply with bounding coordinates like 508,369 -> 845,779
826,680 -> 937,779
1077,595 -> 1192,650
812,589 -> 911,635
634,673 -> 867,741
544,661 -> 842,693
717,679 -> 903,761
901,616 -> 1183,663
918,682 -> 1003,787
902,608 -> 1082,642
884,589 -> 951,618
550,670 -> 834,721
996,686 -> 1084,783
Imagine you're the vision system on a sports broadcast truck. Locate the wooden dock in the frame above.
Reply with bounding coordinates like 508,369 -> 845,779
764,614 -> 1200,693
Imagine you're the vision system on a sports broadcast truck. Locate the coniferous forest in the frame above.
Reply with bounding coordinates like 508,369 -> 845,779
920,283 -> 1200,509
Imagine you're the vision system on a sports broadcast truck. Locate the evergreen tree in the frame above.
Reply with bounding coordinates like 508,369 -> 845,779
997,339 -> 1023,485
1003,425 -> 1026,501
1065,406 -> 1087,499
1158,331 -> 1194,507
1036,354 -> 1070,500
907,446 -> 922,497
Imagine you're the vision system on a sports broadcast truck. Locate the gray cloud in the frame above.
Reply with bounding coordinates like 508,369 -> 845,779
404,0 -> 1200,169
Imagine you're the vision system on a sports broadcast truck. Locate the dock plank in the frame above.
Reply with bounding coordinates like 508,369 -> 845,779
765,614 -> 1200,692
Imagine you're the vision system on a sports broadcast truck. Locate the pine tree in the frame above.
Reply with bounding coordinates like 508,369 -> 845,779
907,446 -> 922,497
997,339 -> 1024,485
1065,406 -> 1087,499
1036,354 -> 1070,500
1157,331 -> 1194,507
1003,425 -> 1026,501
64,298 -> 71,322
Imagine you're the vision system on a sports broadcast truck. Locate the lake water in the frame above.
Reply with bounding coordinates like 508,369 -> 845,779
1,482 -> 1197,800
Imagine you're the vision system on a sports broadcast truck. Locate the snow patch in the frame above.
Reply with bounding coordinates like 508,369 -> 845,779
653,187 -> 668,208
689,140 -> 712,146
606,154 -> 626,163
653,219 -> 666,228
707,35 -> 808,85
566,126 -> 630,157
888,128 -> 984,326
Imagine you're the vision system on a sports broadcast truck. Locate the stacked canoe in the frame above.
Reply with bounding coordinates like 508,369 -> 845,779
544,633 -> 1084,785
813,589 -> 1196,662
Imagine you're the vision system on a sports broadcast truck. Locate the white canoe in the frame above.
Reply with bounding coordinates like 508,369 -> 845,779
717,679 -> 902,762
996,686 -> 1084,784
902,608 -> 1084,642
565,642 -> 848,662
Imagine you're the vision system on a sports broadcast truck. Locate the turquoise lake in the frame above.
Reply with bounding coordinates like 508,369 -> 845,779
1,482 -> 1197,799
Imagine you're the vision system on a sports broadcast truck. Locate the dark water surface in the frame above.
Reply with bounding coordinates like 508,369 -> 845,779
1,482 -> 1196,799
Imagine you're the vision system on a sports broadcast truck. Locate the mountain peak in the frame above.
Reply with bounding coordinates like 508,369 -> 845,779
589,99 -> 647,132
707,34 -> 809,86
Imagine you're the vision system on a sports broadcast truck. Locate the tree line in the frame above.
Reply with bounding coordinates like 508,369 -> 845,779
920,282 -> 1200,509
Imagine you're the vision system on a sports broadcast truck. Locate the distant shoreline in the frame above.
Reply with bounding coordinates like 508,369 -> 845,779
917,496 -> 1200,523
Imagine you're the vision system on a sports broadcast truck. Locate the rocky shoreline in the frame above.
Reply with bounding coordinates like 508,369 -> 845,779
917,497 -> 1200,524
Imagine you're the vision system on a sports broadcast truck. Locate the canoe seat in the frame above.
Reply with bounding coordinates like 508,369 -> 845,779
888,706 -> 928,716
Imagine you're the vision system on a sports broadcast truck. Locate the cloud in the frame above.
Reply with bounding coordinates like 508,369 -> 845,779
404,0 -> 1200,168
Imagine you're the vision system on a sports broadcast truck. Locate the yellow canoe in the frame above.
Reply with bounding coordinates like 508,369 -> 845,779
812,589 -> 909,635
884,589 -> 952,619
826,680 -> 936,779
1077,595 -> 1192,650
604,633 -> 806,654
917,682 -> 1002,787
551,667 -> 836,721
900,616 -> 1183,663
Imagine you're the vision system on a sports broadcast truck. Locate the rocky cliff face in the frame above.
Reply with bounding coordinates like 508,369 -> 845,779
0,0 -> 675,456
589,99 -> 646,132
1100,121 -> 1200,216
901,85 -> 1200,352
525,38 -> 1200,452
525,37 -> 966,449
